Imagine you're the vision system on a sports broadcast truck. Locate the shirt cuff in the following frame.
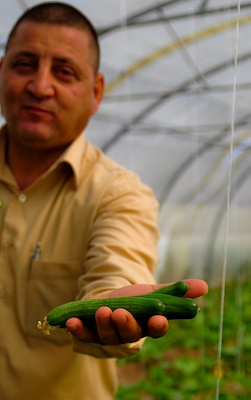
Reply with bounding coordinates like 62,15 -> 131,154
72,336 -> 145,359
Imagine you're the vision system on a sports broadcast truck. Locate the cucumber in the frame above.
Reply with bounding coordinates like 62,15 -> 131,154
37,282 -> 199,335
144,281 -> 189,297
38,296 -> 165,334
147,294 -> 199,319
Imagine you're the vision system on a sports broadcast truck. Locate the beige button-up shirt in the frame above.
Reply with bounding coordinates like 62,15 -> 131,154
0,127 -> 159,400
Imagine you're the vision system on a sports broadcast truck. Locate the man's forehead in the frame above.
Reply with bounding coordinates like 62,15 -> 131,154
7,21 -> 90,50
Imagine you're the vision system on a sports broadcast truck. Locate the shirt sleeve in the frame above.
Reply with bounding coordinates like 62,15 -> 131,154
74,170 -> 160,358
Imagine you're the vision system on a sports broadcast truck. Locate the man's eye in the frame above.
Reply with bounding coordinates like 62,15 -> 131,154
55,66 -> 75,80
13,59 -> 34,69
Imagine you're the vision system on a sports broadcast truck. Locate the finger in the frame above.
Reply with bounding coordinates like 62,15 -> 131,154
183,279 -> 208,298
103,284 -> 155,298
66,317 -> 99,343
111,308 -> 142,343
95,307 -> 121,345
147,315 -> 169,339
101,279 -> 208,300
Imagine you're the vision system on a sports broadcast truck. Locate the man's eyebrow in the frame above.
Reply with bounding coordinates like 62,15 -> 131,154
53,57 -> 82,74
12,52 -> 76,66
12,52 -> 74,63
12,50 -> 37,58
53,57 -> 76,65
15,50 -> 36,57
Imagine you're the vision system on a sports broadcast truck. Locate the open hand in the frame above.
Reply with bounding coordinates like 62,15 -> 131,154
66,279 -> 208,345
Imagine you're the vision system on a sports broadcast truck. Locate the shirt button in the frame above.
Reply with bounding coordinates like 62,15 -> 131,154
18,194 -> 27,203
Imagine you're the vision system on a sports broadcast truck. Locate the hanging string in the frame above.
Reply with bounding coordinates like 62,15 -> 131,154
215,0 -> 241,398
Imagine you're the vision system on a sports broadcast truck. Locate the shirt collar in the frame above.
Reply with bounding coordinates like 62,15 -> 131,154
0,126 -> 15,185
54,132 -> 86,188
0,126 -> 87,189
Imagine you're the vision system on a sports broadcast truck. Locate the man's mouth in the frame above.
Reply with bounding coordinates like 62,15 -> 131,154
24,105 -> 51,113
22,105 -> 53,119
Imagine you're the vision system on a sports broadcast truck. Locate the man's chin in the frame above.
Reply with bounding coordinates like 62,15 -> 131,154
16,123 -> 54,144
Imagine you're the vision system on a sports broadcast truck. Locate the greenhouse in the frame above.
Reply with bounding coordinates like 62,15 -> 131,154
0,1 -> 250,399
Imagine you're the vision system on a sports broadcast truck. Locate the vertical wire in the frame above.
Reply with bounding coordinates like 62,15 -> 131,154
215,1 -> 241,398
236,266 -> 244,375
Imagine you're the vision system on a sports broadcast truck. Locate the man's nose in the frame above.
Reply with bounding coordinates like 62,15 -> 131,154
26,67 -> 54,98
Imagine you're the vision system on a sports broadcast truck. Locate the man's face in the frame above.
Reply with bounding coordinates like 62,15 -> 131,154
0,21 -> 104,150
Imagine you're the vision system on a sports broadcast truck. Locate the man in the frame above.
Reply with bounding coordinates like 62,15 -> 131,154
0,3 -> 208,399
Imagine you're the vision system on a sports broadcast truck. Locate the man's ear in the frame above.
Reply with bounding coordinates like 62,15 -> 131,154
92,72 -> 105,116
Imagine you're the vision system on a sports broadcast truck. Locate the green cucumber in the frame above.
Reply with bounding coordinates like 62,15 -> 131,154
38,296 -> 165,334
37,282 -> 199,335
147,294 -> 199,319
144,281 -> 189,297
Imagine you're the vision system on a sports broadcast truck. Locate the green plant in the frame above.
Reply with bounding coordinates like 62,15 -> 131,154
116,271 -> 251,399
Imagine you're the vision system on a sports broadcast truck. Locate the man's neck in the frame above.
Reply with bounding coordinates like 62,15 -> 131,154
7,138 -> 68,190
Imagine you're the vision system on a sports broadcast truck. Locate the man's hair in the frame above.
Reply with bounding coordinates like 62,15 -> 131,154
5,2 -> 100,72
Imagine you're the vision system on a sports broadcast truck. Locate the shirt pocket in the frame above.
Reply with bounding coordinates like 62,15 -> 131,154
24,260 -> 83,345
